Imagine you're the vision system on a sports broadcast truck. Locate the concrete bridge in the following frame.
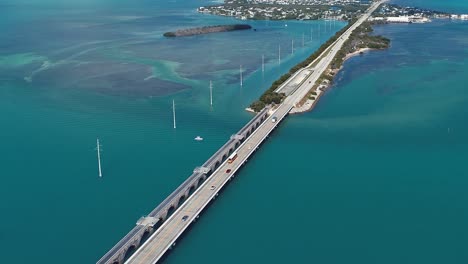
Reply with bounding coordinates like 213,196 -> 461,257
96,108 -> 269,264
125,102 -> 292,264
97,1 -> 385,263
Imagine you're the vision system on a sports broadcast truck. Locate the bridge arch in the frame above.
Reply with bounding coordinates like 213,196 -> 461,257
166,205 -> 176,219
197,176 -> 204,187
123,245 -> 137,263
140,229 -> 152,245
189,184 -> 196,195
178,195 -> 186,207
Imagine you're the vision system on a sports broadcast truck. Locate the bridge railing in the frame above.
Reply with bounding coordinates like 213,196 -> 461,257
148,172 -> 202,217
148,107 -> 270,219
237,107 -> 269,136
202,138 -> 236,169
97,103 -> 271,264
96,225 -> 144,264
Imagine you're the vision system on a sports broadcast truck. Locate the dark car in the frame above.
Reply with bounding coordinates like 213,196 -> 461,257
182,215 -> 189,221
226,169 -> 232,173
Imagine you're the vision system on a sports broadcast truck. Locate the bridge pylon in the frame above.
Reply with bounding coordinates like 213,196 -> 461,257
193,166 -> 211,174
230,134 -> 244,140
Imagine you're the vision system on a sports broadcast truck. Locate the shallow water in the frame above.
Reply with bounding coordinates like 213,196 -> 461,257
0,0 -> 467,263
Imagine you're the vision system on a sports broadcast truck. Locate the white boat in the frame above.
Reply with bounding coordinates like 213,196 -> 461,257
194,136 -> 203,141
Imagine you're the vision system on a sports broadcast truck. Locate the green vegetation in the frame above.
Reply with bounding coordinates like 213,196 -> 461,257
163,24 -> 252,37
202,1 -> 368,21
163,32 -> 176,37
249,20 -> 391,112
249,19 -> 358,112
330,22 -> 390,70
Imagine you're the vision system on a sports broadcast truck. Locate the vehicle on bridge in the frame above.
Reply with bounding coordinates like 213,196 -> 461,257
271,116 -> 278,123
227,152 -> 237,163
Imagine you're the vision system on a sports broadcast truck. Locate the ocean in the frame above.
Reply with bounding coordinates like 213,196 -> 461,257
0,0 -> 467,263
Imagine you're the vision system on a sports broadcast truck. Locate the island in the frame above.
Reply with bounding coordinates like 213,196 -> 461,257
199,0 -> 371,21
198,0 -> 465,113
248,18 -> 389,112
199,0 -> 454,22
163,24 -> 252,37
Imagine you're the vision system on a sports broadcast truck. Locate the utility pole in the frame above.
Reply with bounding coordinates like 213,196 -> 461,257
278,44 -> 281,64
96,138 -> 102,178
240,65 -> 243,87
172,99 -> 176,129
291,39 -> 294,54
209,80 -> 213,107
262,54 -> 264,72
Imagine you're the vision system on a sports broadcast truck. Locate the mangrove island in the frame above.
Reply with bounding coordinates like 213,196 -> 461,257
163,24 -> 252,37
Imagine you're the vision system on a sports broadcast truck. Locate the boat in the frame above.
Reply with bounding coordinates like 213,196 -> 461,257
194,136 -> 203,141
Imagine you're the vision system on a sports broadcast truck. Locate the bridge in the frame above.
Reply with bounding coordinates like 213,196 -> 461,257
97,1 -> 385,263
96,108 -> 270,264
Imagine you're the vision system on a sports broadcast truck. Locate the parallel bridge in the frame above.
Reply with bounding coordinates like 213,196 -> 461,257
96,108 -> 269,264
97,1 -> 385,263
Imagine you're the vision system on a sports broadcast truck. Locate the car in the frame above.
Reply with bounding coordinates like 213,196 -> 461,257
182,215 -> 189,221
225,169 -> 232,173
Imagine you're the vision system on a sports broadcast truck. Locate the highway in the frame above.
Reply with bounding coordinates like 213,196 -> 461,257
125,102 -> 292,264
97,108 -> 269,264
98,1 -> 386,263
277,0 -> 385,106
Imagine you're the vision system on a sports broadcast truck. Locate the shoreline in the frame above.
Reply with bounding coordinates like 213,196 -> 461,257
290,47 -> 380,114
344,47 -> 373,60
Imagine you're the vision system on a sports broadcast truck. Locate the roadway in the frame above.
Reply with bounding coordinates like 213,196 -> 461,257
276,0 -> 385,107
122,1 -> 385,263
97,108 -> 269,264
125,102 -> 292,264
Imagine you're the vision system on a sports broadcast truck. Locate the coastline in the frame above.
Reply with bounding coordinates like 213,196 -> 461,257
290,47 -> 379,114
344,47 -> 373,60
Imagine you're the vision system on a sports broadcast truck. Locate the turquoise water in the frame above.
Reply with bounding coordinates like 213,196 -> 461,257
0,0 -> 343,263
163,19 -> 468,263
1,0 -> 467,263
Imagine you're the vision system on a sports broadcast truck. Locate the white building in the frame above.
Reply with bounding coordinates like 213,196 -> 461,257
386,16 -> 410,23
